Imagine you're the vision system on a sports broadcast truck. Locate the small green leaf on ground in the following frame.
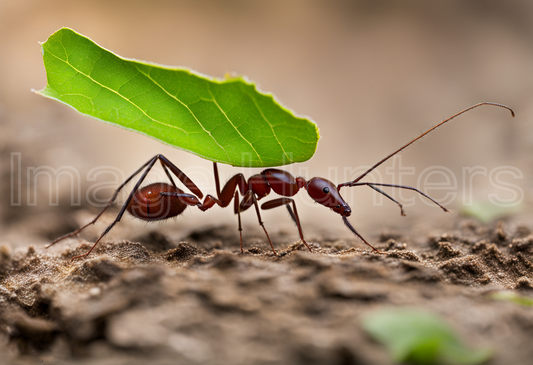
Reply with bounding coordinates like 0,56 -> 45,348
460,201 -> 522,223
362,308 -> 492,365
489,291 -> 533,307
37,28 -> 319,167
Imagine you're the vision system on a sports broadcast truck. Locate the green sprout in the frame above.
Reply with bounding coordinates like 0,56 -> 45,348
362,308 -> 492,365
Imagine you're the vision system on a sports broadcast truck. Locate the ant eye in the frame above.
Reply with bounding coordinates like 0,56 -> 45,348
322,187 -> 330,194
336,205 -> 340,208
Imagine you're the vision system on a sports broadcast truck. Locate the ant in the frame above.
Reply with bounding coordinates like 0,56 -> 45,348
48,102 -> 514,260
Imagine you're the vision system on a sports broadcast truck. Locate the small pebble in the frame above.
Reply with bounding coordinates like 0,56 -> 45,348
89,287 -> 101,296
0,244 -> 11,259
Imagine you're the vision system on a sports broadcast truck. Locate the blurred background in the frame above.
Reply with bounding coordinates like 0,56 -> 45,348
1,0 -> 533,249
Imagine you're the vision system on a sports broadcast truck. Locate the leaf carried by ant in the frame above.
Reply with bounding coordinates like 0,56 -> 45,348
37,28 -> 319,167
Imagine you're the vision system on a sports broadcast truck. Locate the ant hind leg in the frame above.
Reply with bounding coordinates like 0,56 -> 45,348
47,155 -> 161,249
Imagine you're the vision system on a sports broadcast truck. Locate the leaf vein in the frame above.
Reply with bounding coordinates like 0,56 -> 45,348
46,50 -> 190,137
135,66 -> 230,161
249,94 -> 291,162
206,85 -> 263,163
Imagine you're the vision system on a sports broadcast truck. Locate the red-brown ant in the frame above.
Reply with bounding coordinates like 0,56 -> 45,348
48,102 -> 514,260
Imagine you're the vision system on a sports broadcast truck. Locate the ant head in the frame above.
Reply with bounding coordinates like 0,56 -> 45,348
306,177 -> 351,216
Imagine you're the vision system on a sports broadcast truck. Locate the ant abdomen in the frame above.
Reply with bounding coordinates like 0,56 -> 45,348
126,182 -> 186,221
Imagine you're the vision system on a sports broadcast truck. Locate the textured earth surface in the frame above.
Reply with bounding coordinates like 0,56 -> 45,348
2,2 -> 533,364
2,214 -> 533,365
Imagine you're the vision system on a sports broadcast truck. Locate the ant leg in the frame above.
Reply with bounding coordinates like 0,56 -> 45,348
342,216 -> 382,253
69,156 -> 167,260
349,182 -> 449,212
261,198 -> 312,252
162,190 -> 248,254
240,191 -> 276,255
234,191 -> 243,253
210,163 -> 250,252
158,155 -> 203,198
161,192 -> 223,212
72,157 -> 170,260
212,163 -> 248,203
160,161 -> 178,189
54,154 -> 205,260
285,204 -> 298,225
69,218 -> 118,261
164,163 -> 257,252
47,155 -> 160,248
174,163 -> 246,210
214,162 -> 222,196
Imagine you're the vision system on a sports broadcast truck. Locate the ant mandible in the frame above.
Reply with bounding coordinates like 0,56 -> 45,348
48,102 -> 514,260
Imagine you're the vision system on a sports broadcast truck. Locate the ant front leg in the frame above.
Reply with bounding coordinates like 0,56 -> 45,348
261,198 -> 312,253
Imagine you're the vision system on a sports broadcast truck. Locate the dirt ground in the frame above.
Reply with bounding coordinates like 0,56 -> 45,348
2,213 -> 533,365
3,2 -> 533,365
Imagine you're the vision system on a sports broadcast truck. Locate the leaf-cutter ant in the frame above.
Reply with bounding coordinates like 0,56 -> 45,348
48,102 -> 514,260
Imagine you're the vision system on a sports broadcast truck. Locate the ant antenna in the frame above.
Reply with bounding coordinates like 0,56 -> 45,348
338,102 -> 514,189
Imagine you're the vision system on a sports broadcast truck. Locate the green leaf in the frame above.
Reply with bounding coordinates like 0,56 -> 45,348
37,28 -> 319,167
362,308 -> 492,365
460,201 -> 522,223
489,291 -> 533,307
